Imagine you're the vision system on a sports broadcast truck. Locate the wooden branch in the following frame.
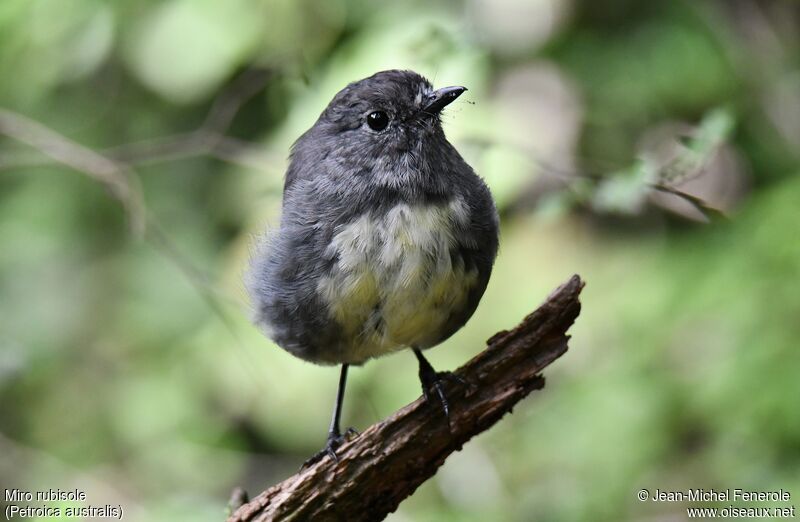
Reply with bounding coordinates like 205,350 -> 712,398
228,275 -> 585,522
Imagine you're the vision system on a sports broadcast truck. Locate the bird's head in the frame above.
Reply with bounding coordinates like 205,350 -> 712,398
287,70 -> 470,200
314,69 -> 466,155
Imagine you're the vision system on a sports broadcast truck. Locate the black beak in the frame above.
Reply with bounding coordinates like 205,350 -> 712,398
423,86 -> 467,114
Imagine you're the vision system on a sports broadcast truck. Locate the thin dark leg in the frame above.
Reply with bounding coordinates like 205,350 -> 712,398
328,363 -> 349,438
302,363 -> 357,468
414,348 -> 463,420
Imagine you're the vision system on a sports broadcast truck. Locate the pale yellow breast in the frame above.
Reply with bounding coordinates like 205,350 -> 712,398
317,198 -> 477,363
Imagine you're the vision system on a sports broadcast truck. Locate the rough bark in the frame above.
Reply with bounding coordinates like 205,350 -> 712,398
228,275 -> 584,522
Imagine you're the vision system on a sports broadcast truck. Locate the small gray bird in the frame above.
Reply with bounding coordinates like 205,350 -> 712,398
247,69 -> 499,462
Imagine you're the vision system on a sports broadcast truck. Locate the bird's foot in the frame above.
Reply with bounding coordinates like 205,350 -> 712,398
301,427 -> 359,469
418,367 -> 467,422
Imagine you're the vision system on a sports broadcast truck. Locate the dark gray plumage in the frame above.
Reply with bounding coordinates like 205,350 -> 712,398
246,69 -> 499,461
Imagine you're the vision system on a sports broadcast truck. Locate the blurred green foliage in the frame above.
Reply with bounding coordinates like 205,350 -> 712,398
1,0 -> 799,521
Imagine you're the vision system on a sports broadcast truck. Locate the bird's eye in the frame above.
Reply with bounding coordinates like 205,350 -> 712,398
366,111 -> 390,131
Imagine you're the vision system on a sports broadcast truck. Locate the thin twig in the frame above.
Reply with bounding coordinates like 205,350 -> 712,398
0,108 -> 145,235
0,67 -> 275,174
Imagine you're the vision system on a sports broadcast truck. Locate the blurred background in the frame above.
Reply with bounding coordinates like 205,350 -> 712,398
1,0 -> 799,520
